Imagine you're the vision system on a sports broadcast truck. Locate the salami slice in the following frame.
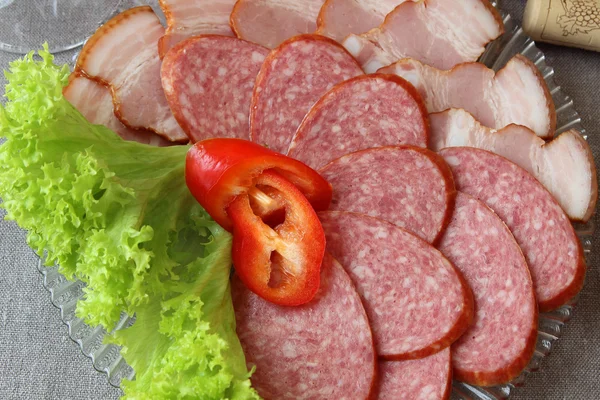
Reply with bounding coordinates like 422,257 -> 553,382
232,253 -> 376,399
319,211 -> 473,360
250,34 -> 363,154
319,146 -> 456,244
287,74 -> 429,169
161,35 -> 269,142
438,192 -> 538,386
440,147 -> 586,312
378,349 -> 451,400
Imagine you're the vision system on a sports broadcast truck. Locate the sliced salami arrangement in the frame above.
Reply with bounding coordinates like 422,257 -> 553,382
440,147 -> 586,312
380,55 -> 556,138
161,35 -> 269,142
320,146 -> 456,244
287,74 -> 429,169
231,253 -> 377,399
438,193 -> 538,386
56,1 -> 595,398
250,34 -> 363,153
320,211 -> 473,360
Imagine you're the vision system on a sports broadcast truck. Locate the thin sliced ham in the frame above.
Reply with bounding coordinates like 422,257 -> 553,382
157,0 -> 236,58
75,6 -> 187,143
380,55 -> 556,139
230,0 -> 326,48
430,108 -> 597,222
63,74 -> 173,146
317,0 -> 406,42
342,0 -> 503,72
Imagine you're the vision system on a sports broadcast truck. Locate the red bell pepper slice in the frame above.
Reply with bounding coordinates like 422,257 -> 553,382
228,170 -> 325,306
186,138 -> 332,231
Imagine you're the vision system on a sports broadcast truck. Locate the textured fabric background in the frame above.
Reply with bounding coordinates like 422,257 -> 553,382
0,0 -> 598,399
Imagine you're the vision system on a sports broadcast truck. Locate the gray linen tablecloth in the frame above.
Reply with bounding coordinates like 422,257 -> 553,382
0,0 -> 598,399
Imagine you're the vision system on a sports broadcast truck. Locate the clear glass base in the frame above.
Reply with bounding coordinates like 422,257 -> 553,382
0,0 -> 122,54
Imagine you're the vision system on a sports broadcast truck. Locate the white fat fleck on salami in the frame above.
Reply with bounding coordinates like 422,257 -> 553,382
250,35 -> 363,154
287,74 -> 428,169
320,146 -> 455,244
437,193 -> 537,385
232,254 -> 376,399
161,36 -> 269,142
378,349 -> 451,400
440,147 -> 585,311
319,211 -> 471,359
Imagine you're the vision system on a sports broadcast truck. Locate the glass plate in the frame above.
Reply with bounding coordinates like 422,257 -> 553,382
35,2 -> 595,399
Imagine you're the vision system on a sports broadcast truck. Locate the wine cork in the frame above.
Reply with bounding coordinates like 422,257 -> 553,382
523,0 -> 600,52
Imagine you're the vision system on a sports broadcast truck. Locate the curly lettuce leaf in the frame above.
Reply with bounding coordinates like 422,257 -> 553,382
0,46 -> 259,400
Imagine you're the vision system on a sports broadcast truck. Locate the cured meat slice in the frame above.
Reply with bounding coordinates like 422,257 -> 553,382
320,211 -> 473,360
76,6 -> 187,142
317,0 -> 405,42
230,0 -> 326,48
378,349 -> 451,400
63,74 -> 174,146
161,35 -> 269,142
287,74 -> 429,169
232,253 -> 376,399
438,193 -> 537,386
440,147 -> 586,312
319,146 -> 456,244
250,34 -> 363,154
430,108 -> 597,222
379,55 -> 556,139
342,0 -> 503,72
157,0 -> 236,58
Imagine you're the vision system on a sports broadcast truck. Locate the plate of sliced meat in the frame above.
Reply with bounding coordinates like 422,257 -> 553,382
45,0 -> 596,399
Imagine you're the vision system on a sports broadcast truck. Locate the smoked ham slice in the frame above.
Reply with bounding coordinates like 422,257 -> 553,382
342,0 -> 503,72
379,55 -> 556,139
319,146 -> 456,244
320,211 -> 473,360
287,74 -> 429,169
158,0 -> 237,58
440,147 -> 586,312
438,192 -> 537,386
63,74 -> 173,146
75,6 -> 187,143
230,0 -> 326,48
317,0 -> 406,42
430,108 -> 597,222
161,35 -> 269,142
232,253 -> 377,399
